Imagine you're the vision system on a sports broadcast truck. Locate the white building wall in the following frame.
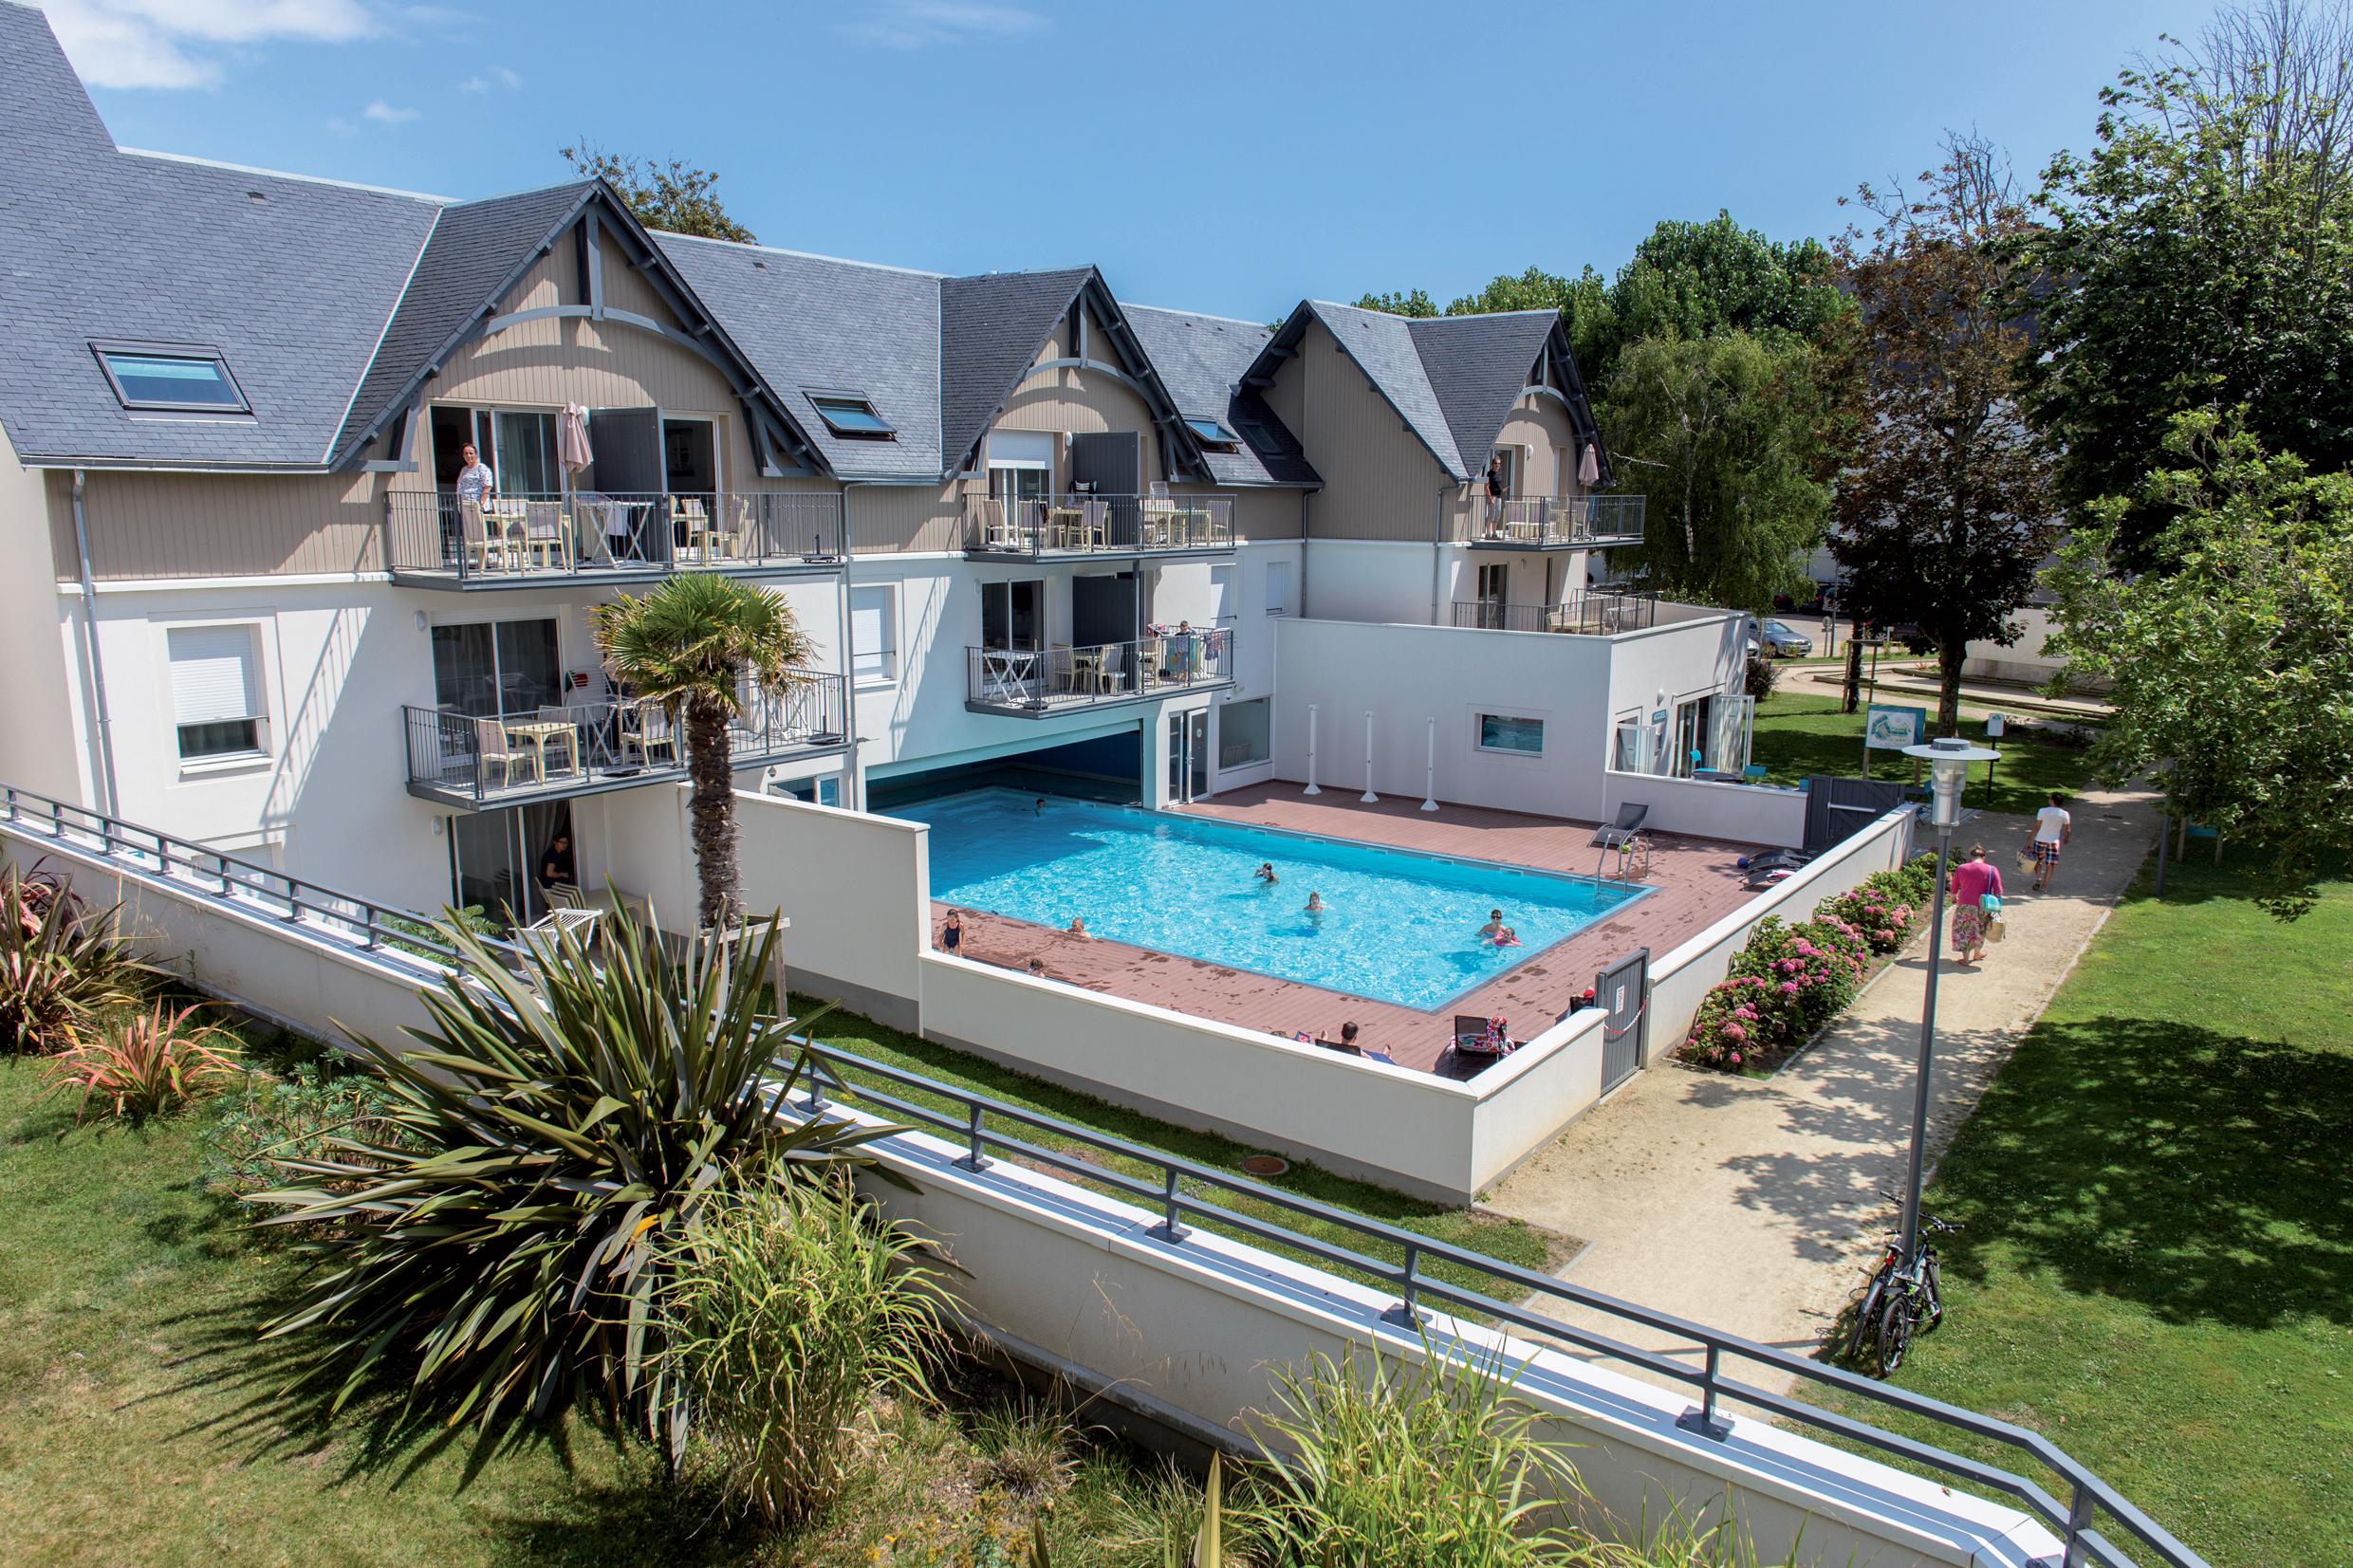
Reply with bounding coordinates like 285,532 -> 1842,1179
0,434 -> 87,805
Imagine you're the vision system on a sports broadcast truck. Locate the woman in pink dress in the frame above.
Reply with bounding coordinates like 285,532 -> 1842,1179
1947,844 -> 2003,965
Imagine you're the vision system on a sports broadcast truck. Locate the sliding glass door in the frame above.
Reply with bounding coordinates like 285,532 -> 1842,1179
431,618 -> 562,719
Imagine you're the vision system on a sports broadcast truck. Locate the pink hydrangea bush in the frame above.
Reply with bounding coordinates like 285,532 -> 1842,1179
1679,914 -> 1869,1073
1816,854 -> 1940,954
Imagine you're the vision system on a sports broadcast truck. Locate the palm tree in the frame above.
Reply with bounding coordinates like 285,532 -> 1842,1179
592,574 -> 813,930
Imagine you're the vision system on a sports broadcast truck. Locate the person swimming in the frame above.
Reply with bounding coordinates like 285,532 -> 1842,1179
1477,909 -> 1507,943
1303,892 -> 1325,915
1066,916 -> 1092,939
1493,926 -> 1523,948
1253,861 -> 1279,885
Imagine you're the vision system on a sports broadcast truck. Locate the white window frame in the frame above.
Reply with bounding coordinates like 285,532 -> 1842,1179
1264,559 -> 1292,616
850,583 -> 899,685
1473,710 -> 1547,758
162,618 -> 271,771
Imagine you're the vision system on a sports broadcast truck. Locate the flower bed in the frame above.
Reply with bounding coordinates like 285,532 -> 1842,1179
1679,854 -> 1938,1074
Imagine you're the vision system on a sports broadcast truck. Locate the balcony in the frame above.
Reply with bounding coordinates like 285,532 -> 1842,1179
385,491 -> 845,590
401,674 -> 849,810
965,629 -> 1233,718
963,494 -> 1235,559
1452,593 -> 1661,636
1458,492 -> 1646,549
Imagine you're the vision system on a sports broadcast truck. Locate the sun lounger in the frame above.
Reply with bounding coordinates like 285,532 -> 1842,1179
1590,802 -> 1649,850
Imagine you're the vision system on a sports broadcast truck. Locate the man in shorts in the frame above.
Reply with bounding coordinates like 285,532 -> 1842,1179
2031,791 -> 2072,893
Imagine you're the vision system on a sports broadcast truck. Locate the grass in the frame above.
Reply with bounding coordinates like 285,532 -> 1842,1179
787,997 -> 1576,1299
1816,849 -> 2353,1567
1747,691 -> 2096,818
0,1038 -> 1238,1566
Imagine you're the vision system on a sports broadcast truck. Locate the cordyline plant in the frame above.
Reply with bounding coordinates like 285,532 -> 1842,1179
0,864 -> 156,1053
251,902 -> 904,1465
44,999 -> 241,1121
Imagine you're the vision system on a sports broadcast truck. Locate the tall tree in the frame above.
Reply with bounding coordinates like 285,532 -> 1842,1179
560,143 -> 757,243
1350,287 -> 1437,318
1831,134 -> 2060,734
1605,332 -> 1831,610
2046,411 -> 2353,917
592,575 -> 812,929
2014,0 -> 2353,560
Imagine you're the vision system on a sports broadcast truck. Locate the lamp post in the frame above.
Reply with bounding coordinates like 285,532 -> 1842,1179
1895,734 -> 2000,1268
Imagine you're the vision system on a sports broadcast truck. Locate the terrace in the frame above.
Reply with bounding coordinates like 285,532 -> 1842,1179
1455,491 -> 1646,549
963,628 -> 1233,717
383,490 -> 846,590
1452,590 -> 1663,635
962,492 -> 1235,558
399,674 -> 849,810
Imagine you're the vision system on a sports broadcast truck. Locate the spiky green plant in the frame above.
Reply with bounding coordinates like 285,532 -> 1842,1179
251,903 -> 903,1461
591,574 -> 815,932
1237,1340 -> 1589,1567
42,1000 -> 241,1121
0,866 -> 154,1053
657,1171 -> 948,1525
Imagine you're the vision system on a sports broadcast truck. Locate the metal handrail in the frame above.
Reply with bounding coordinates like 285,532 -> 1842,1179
384,489 -> 845,581
1456,492 -> 1647,546
964,629 -> 1233,710
963,493 -> 1236,555
787,1043 -> 2204,1568
1451,593 -> 1660,635
0,780 -> 2208,1568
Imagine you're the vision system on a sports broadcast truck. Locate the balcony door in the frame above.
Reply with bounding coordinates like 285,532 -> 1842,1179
1473,563 -> 1509,629
450,800 -> 571,931
432,617 -> 562,720
980,579 -> 1045,653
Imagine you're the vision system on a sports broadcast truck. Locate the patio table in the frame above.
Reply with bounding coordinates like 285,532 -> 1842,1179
501,719 -> 579,782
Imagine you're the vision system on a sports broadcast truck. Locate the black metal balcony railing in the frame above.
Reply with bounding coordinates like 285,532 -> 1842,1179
964,494 -> 1235,556
1459,492 -> 1646,547
385,491 -> 845,586
965,628 -> 1233,715
1452,593 -> 1661,635
401,675 -> 848,807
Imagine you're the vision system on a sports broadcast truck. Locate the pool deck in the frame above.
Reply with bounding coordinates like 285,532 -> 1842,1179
931,784 -> 1769,1076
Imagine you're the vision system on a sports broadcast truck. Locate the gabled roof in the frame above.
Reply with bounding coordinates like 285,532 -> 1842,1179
1122,305 -> 1319,488
939,268 -> 1098,472
0,0 -> 442,469
1243,301 -> 1610,486
657,234 -> 943,481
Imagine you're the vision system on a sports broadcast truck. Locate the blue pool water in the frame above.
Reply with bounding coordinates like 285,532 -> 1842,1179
908,789 -> 1647,1011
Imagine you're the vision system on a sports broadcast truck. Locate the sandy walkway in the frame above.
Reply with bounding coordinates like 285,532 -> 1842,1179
1485,783 -> 2158,1393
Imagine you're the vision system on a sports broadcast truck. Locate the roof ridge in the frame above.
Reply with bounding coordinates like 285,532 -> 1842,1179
653,228 -> 948,279
117,146 -> 452,205
1124,302 -> 1271,330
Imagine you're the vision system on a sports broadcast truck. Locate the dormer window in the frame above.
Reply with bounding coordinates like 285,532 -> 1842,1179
94,344 -> 249,413
807,393 -> 895,439
1185,416 -> 1239,452
1236,419 -> 1282,457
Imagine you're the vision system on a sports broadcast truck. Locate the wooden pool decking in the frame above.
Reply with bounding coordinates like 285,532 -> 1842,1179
930,784 -> 1769,1076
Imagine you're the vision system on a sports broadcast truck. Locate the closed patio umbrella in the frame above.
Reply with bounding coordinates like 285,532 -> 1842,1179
1577,440 -> 1601,488
558,403 -> 594,561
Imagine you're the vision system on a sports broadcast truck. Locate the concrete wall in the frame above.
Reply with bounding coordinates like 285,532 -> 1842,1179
1601,771 -> 1809,849
0,431 -> 86,806
0,802 -> 2069,1567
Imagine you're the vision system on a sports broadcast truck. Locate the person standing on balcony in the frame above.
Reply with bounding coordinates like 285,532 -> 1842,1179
1484,454 -> 1508,538
454,443 -> 496,507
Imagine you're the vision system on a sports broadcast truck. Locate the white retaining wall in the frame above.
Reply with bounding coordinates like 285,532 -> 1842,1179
1601,769 -> 1810,848
0,807 -> 2076,1565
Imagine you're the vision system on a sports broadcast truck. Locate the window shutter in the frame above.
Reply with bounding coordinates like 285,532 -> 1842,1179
169,625 -> 258,723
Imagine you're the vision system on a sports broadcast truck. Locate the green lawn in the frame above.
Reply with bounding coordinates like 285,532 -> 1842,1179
1748,691 -> 2096,817
787,1000 -> 1574,1293
1819,851 -> 2353,1566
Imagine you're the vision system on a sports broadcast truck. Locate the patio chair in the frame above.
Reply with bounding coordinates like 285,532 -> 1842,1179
472,717 -> 532,791
620,701 -> 680,766
519,501 -> 571,571
671,497 -> 713,560
1450,1015 -> 1515,1060
545,880 -> 587,911
1589,802 -> 1649,850
1093,643 -> 1124,694
458,499 -> 510,574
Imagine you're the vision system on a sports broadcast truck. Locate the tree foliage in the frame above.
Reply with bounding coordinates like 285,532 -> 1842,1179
1349,287 -> 1437,318
560,142 -> 756,243
1604,331 -> 1829,609
593,575 -> 814,931
2014,1 -> 2353,560
2047,411 -> 2353,917
1831,134 -> 2061,733
1583,212 -> 1851,387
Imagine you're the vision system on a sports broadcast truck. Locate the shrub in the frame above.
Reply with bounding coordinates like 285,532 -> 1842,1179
658,1173 -> 948,1527
198,1061 -> 407,1203
251,904 -> 902,1459
0,867 -> 153,1053
1743,650 -> 1780,701
43,1001 -> 241,1121
1237,1341 -> 1588,1567
1680,914 -> 1869,1074
1818,853 -> 1942,954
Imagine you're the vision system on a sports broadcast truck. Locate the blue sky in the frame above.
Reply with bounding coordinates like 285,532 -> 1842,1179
46,1 -> 2216,322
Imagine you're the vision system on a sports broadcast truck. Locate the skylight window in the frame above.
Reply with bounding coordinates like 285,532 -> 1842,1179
94,345 -> 248,413
807,394 -> 895,439
1186,416 -> 1239,451
1236,419 -> 1283,457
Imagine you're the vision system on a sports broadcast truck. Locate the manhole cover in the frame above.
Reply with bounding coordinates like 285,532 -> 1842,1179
1239,1154 -> 1289,1178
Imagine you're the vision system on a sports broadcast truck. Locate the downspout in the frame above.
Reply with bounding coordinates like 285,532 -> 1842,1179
69,470 -> 120,815
837,482 -> 866,810
1296,489 -> 1312,620
1429,482 -> 1453,627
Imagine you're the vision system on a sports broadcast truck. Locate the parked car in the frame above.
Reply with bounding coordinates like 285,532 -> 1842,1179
1758,618 -> 1813,657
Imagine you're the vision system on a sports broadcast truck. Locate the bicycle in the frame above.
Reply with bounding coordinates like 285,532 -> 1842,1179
1845,1193 -> 1958,1376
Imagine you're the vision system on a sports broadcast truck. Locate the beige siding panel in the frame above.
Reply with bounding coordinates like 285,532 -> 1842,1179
69,470 -> 387,581
1291,320 -> 1449,543
851,483 -> 963,556
997,364 -> 1167,491
1229,488 -> 1300,542
1262,341 -> 1305,433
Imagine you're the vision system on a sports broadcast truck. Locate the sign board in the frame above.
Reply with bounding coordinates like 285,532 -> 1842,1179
1985,712 -> 2006,738
1650,709 -> 1667,726
1863,705 -> 1927,752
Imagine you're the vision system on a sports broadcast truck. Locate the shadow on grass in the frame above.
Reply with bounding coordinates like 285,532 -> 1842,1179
1925,1015 -> 2353,1331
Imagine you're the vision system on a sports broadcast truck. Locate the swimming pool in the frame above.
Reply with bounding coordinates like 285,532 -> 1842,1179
908,789 -> 1647,1011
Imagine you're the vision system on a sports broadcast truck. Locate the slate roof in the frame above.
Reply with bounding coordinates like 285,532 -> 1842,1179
659,235 -> 946,482
0,0 -> 442,469
937,268 -> 1097,472
1306,302 -> 1466,476
1122,305 -> 1320,488
332,182 -> 600,464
